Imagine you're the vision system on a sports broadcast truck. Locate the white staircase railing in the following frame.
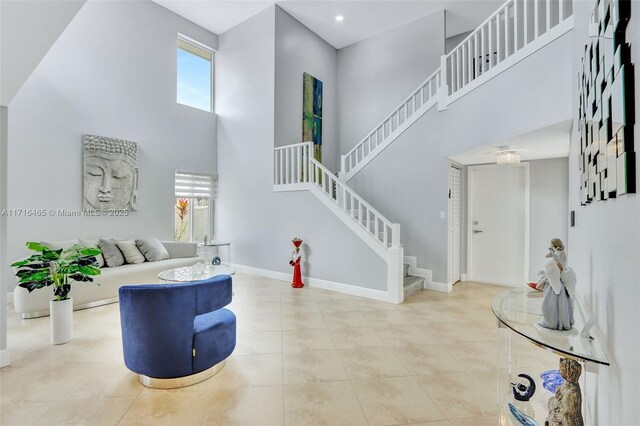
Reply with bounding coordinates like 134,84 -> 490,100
340,69 -> 441,179
273,0 -> 574,302
274,142 -> 400,253
273,142 -> 404,303
339,0 -> 574,181
309,156 -> 400,250
445,0 -> 573,100
274,142 -> 312,186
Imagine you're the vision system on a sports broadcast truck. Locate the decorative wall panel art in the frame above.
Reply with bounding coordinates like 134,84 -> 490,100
578,0 -> 635,205
83,135 -> 139,211
302,72 -> 323,163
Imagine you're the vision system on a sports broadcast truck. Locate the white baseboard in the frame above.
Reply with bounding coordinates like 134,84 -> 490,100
231,263 -> 290,282
231,263 -> 392,303
403,256 -> 451,293
460,273 -> 469,282
0,349 -> 10,368
7,292 -> 13,305
426,280 -> 452,293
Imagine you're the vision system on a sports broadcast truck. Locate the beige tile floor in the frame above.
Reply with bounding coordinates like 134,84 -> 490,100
1,274 -> 559,426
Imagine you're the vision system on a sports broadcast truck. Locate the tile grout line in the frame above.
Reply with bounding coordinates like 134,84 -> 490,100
319,307 -> 371,425
6,278 -> 512,425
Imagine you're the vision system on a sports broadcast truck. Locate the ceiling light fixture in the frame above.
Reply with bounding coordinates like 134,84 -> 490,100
335,15 -> 344,22
496,150 -> 521,165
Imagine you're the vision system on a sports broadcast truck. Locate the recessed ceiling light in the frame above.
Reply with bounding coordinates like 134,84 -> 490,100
335,15 -> 344,22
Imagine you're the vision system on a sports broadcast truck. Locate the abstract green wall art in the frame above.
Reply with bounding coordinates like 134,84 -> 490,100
303,72 -> 323,163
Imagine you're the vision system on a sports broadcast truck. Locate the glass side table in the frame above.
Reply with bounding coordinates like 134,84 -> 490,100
198,241 -> 231,267
492,288 -> 609,425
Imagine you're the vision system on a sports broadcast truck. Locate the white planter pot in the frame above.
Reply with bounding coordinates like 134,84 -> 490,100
50,298 -> 73,345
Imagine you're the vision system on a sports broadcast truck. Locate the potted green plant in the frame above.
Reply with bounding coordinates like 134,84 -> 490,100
11,242 -> 102,344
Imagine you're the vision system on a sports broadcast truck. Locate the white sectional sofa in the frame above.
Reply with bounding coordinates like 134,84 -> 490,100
13,241 -> 200,318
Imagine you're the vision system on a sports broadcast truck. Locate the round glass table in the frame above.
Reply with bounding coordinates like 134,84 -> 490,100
157,265 -> 236,283
491,288 -> 609,425
491,288 -> 609,365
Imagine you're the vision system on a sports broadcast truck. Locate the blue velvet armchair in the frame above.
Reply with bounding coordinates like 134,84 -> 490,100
119,275 -> 236,384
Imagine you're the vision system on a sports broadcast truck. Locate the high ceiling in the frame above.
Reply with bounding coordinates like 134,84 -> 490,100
153,0 -> 504,49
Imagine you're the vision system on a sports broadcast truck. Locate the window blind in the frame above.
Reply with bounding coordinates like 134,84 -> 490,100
175,171 -> 217,199
177,37 -> 212,61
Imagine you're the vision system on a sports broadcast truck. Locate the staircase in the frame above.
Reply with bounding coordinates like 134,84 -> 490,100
273,142 -> 404,303
339,0 -> 574,182
403,263 -> 425,299
274,0 -> 574,303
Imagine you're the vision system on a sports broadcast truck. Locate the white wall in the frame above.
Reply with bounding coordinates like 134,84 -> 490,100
5,1 -> 218,291
445,31 -> 471,54
216,6 -> 387,291
528,157 -> 569,281
274,7 -> 339,172
348,31 -> 573,283
568,2 -> 640,424
0,0 -> 86,106
0,106 -> 7,361
337,11 -> 445,155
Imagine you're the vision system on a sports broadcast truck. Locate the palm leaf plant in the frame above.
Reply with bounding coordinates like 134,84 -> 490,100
11,242 -> 102,301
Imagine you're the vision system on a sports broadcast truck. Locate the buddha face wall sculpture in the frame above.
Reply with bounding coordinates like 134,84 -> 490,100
83,135 -> 138,211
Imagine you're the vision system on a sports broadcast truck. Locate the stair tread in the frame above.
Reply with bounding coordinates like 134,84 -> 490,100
403,275 -> 424,288
403,274 -> 424,298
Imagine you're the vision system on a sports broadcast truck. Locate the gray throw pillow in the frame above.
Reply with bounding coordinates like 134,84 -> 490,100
116,240 -> 145,264
136,238 -> 170,262
98,239 -> 125,267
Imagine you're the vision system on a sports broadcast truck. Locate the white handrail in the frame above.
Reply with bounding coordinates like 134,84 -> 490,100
445,0 -> 572,96
344,68 -> 441,159
444,0 -> 512,61
308,156 -> 400,248
273,142 -> 313,186
341,68 -> 441,174
273,142 -> 400,249
275,142 -> 312,150
341,0 -> 573,179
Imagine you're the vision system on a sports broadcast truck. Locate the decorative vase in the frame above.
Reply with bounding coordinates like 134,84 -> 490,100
50,298 -> 73,345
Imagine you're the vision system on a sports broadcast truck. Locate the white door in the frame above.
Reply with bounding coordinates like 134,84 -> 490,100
468,164 -> 529,286
448,165 -> 462,284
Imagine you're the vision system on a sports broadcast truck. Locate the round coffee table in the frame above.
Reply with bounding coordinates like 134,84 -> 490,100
157,265 -> 236,283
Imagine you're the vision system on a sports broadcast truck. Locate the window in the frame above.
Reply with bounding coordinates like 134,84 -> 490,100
177,36 -> 213,112
174,171 -> 217,242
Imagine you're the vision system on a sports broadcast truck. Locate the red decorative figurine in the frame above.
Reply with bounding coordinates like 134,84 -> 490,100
290,238 -> 304,288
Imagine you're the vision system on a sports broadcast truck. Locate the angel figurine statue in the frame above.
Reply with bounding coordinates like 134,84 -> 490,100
537,238 -> 577,331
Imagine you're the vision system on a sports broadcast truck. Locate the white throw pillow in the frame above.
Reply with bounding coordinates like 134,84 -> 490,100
136,238 -> 170,262
116,240 -> 146,264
